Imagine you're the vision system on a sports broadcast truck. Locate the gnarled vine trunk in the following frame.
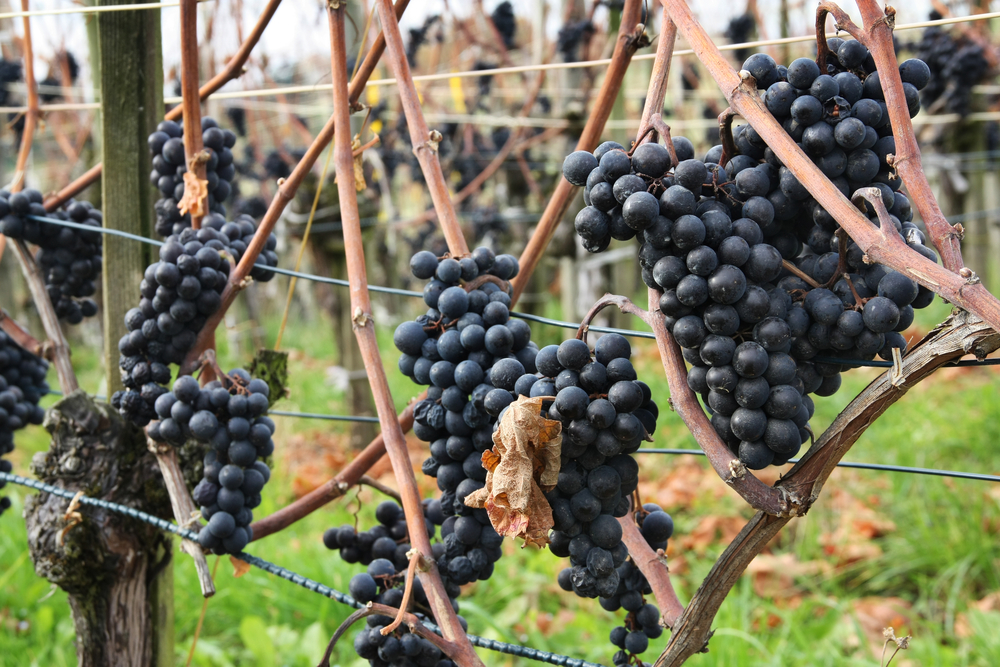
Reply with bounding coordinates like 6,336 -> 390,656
24,391 -> 172,667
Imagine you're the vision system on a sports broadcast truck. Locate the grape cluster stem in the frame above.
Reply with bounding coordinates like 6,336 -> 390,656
381,549 -> 429,636
145,435 -> 216,597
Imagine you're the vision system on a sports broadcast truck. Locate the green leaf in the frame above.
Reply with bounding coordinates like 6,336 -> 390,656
239,616 -> 275,666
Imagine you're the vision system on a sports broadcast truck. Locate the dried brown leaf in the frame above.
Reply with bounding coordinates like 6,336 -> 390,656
230,555 -> 251,578
465,396 -> 562,546
178,171 -> 209,218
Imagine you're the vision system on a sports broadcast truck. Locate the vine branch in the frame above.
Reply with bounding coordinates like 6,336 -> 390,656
327,7 -> 482,664
0,308 -> 44,357
511,0 -> 646,305
636,11 -> 677,148
9,240 -> 78,393
146,436 -> 215,597
618,512 -> 685,629
373,0 -> 468,256
181,0 -> 412,375
11,0 -> 38,193
179,0 -> 207,229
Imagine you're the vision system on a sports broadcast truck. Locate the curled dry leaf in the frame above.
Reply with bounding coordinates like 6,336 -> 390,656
351,137 -> 366,192
178,171 -> 209,217
230,555 -> 251,578
465,396 -> 562,547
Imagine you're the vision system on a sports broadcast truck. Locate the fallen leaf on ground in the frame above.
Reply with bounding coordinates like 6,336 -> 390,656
465,396 -> 562,547
638,455 -> 728,508
818,487 -> 895,566
680,515 -> 748,552
956,590 -> 1000,637
845,597 -> 912,657
745,552 -> 831,599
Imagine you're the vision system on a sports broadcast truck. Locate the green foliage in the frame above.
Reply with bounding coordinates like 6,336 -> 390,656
248,349 -> 289,408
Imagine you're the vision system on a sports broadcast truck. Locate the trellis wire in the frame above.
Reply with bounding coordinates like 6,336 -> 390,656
637,449 -> 1000,484
1,11 -> 998,114
21,214 -> 1000,370
26,215 -> 165,247
0,470 -> 607,667
35,389 -> 1000,482
0,0 -> 209,20
269,409 -> 380,423
43,390 -> 383,423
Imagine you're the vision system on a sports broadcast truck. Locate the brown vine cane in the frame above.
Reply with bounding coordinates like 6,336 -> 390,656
181,0 -> 413,377
511,0 -> 646,305
327,6 -> 482,665
0,309 -> 44,358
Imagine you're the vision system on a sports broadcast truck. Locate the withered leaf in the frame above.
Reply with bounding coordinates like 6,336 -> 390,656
464,396 -> 562,547
230,555 -> 251,578
178,171 -> 210,218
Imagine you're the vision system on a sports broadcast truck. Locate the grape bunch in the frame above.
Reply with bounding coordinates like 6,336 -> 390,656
480,334 -> 656,600
913,15 -> 989,117
148,117 -> 237,237
564,42 -> 938,470
199,212 -> 279,283
324,501 -> 464,667
0,331 -> 49,515
112,214 -> 278,426
562,136 -> 694,256
112,227 -> 233,426
144,370 -> 274,555
601,504 -> 674,666
394,247 -> 530,588
323,500 -> 435,569
0,189 -> 102,324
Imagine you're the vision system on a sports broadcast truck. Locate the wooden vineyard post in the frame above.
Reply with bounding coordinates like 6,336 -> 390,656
98,0 -> 163,396
97,1 -> 175,664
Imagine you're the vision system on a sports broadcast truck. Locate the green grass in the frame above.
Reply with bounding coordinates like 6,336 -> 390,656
3,297 -> 1000,666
